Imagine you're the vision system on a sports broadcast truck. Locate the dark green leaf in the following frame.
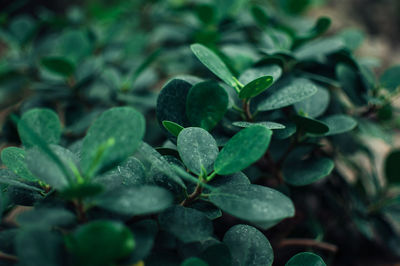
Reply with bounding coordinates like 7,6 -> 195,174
214,126 -> 272,175
200,243 -> 232,266
322,114 -> 357,136
163,121 -> 184,137
97,185 -> 173,216
66,220 -> 135,266
1,147 -> 36,181
190,201 -> 222,220
292,115 -> 329,135
239,76 -> 273,99
283,157 -> 334,186
294,38 -> 344,60
294,86 -> 330,118
159,206 -> 213,243
385,150 -> 400,184
336,63 -> 367,106
232,121 -> 285,130
127,220 -> 158,263
80,107 -> 145,177
17,108 -> 61,148
286,252 -> 326,266
177,127 -> 219,175
16,227 -> 64,266
209,184 -> 295,225
257,78 -> 317,111
59,183 -> 104,200
16,208 -> 76,227
191,43 -> 237,88
223,224 -> 273,266
380,65 -> 400,92
41,57 -> 76,77
239,65 -> 282,85
0,169 -> 43,192
186,81 -> 229,130
181,257 -> 209,266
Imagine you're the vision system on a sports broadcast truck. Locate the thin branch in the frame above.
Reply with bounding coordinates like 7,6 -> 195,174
278,238 -> 338,253
242,99 -> 253,121
0,251 -> 18,262
180,183 -> 203,207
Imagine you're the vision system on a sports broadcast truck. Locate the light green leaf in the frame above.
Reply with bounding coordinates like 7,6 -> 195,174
17,108 -> 61,148
209,184 -> 295,224
223,224 -> 273,266
239,76 -> 273,99
162,120 -> 184,137
214,126 -> 272,175
80,107 -> 145,177
286,252 -> 326,266
66,220 -> 135,266
283,157 -> 334,186
294,37 -> 344,60
294,86 -> 330,118
177,127 -> 219,175
1,147 -> 36,181
191,43 -> 237,88
257,78 -> 317,111
239,65 -> 282,85
322,114 -> 357,136
232,121 -> 285,130
159,206 -> 213,243
186,81 -> 229,131
97,185 -> 173,216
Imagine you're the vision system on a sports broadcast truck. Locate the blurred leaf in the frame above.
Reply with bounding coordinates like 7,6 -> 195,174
1,147 -> 37,181
385,150 -> 400,184
40,57 -> 76,78
232,121 -> 285,130
294,86 -> 330,118
286,252 -> 326,266
380,65 -> 400,92
322,114 -> 357,136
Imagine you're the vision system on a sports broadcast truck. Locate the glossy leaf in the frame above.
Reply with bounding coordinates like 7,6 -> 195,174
286,252 -> 326,266
186,81 -> 229,130
232,121 -> 285,130
257,78 -> 317,111
214,126 -> 272,175
66,220 -> 135,266
177,127 -> 219,175
239,65 -> 282,85
283,157 -> 334,186
159,206 -> 213,243
239,76 -> 273,99
294,86 -> 330,118
97,185 -> 173,216
223,224 -> 273,266
209,184 -> 295,224
162,120 -> 184,137
191,43 -> 237,87
17,108 -> 61,148
80,107 -> 145,177
1,147 -> 36,181
322,114 -> 357,136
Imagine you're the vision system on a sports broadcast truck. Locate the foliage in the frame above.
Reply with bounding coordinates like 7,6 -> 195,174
0,0 -> 400,265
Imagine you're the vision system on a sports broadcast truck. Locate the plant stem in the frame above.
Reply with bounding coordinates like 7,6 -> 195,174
278,238 -> 338,253
242,99 -> 253,121
74,199 -> 87,223
180,183 -> 203,207
0,251 -> 18,262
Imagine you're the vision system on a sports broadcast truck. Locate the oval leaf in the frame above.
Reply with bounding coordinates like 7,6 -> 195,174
223,224 -> 273,266
232,121 -> 285,130
80,107 -> 145,177
162,120 -> 184,137
1,147 -> 36,181
294,86 -> 330,118
214,126 -> 272,175
177,127 -> 219,175
292,115 -> 329,135
286,252 -> 326,266
239,76 -> 273,99
380,65 -> 400,92
40,57 -> 75,77
322,114 -> 357,136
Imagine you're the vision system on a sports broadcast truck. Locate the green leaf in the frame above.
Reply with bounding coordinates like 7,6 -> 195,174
157,78 -> 196,129
385,150 -> 400,184
257,78 -> 317,111
181,257 -> 209,266
1,147 -> 36,181
223,224 -> 273,266
239,76 -> 273,99
294,38 -> 344,60
80,107 -> 145,177
322,114 -> 357,136
280,0 -> 312,14
26,145 -> 78,189
177,127 -> 219,175
338,28 -> 365,51
232,121 -> 285,130
66,220 -> 135,266
294,86 -> 330,118
214,126 -> 272,175
191,43 -> 237,88
336,63 -> 367,106
190,201 -> 222,220
162,120 -> 184,137
380,65 -> 400,92
16,208 -> 76,227
209,172 -> 251,188
283,157 -> 334,186
40,57 -> 76,77
209,184 -> 295,225
59,183 -> 104,200
127,220 -> 158,263
159,206 -> 213,243
97,185 -> 173,216
16,227 -> 64,266
17,108 -> 61,148
199,243 -> 232,266
239,65 -> 282,85
292,115 -> 329,135
286,252 -> 326,266
186,81 -> 229,130
0,169 -> 43,192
